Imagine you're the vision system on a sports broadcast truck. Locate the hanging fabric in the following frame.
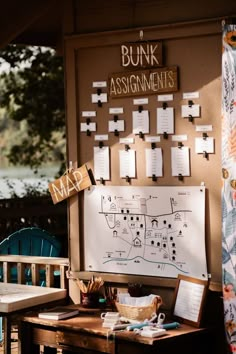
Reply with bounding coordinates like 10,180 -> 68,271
222,21 -> 236,354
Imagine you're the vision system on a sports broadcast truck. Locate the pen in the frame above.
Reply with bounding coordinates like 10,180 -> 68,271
159,322 -> 180,330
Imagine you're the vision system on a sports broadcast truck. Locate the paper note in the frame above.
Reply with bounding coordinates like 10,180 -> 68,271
171,147 -> 190,176
108,120 -> 125,132
157,107 -> 174,134
173,279 -> 205,322
119,150 -> 136,178
145,148 -> 163,177
195,137 -> 214,153
181,104 -> 200,118
132,110 -> 149,135
94,146 -> 110,180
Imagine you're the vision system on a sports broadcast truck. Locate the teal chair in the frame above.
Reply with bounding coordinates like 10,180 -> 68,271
0,227 -> 62,342
0,226 -> 61,285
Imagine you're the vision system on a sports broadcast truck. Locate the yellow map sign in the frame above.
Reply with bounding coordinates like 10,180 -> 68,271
48,164 -> 92,204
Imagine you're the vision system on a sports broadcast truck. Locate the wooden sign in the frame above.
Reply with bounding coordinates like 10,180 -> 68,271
48,164 -> 92,204
121,41 -> 162,68
109,66 -> 178,98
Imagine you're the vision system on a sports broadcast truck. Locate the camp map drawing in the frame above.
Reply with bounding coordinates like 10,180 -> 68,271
84,186 -> 207,279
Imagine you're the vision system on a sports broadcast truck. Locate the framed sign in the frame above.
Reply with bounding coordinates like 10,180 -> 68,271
171,274 -> 208,327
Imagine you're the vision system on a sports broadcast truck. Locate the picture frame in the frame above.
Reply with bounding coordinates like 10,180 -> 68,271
171,274 -> 208,328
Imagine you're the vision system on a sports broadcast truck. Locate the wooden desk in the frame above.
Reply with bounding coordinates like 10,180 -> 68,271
19,310 -> 218,354
0,283 -> 67,354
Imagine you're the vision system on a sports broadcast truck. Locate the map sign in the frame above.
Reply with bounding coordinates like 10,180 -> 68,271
84,186 -> 207,279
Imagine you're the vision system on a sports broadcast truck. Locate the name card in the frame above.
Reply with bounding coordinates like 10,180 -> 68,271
48,164 -> 92,204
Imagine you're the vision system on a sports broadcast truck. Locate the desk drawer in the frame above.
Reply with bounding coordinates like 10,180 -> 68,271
32,327 -> 115,353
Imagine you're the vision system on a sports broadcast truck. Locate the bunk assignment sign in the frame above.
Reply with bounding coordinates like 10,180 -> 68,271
48,164 -> 92,204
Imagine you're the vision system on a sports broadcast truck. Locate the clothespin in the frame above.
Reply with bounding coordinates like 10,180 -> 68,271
188,114 -> 193,122
203,132 -> 208,140
178,174 -> 183,181
178,142 -> 183,148
163,131 -> 168,139
203,151 -> 208,159
100,177 -> 105,184
138,105 -> 143,113
99,141 -> 104,148
152,174 -> 157,181
114,115 -> 118,122
86,129 -> 91,136
125,144 -> 130,151
114,129 -> 119,136
151,142 -> 156,149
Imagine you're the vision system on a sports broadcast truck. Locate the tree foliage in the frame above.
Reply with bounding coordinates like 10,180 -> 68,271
0,45 -> 66,176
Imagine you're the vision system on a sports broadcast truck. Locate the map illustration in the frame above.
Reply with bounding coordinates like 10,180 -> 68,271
84,186 -> 207,279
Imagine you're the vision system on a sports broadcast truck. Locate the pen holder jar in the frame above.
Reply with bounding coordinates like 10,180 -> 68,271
81,292 -> 100,308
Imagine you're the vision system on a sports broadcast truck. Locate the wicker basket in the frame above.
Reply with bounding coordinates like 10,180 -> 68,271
115,295 -> 162,321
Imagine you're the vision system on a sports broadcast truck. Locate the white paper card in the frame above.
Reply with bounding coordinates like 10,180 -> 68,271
82,111 -> 96,117
173,279 -> 204,322
145,136 -> 161,143
93,81 -> 107,88
183,92 -> 199,99
94,135 -> 108,141
157,107 -> 174,134
132,110 -> 149,134
195,137 -> 214,153
91,93 -> 108,103
171,147 -> 190,176
157,94 -> 173,101
119,150 -> 136,178
109,107 -> 124,114
109,120 -> 125,132
195,125 -> 213,132
145,148 -> 163,177
133,98 -> 148,105
181,105 -> 200,118
119,138 -> 134,144
94,146 -> 110,180
80,122 -> 96,132
172,135 -> 188,141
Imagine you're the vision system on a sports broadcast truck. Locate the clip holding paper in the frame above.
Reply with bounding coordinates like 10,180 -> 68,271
125,144 -> 130,151
203,151 -> 208,159
152,174 -> 157,182
100,177 -> 105,185
151,142 -> 156,149
86,129 -> 91,136
139,131 -> 144,139
99,141 -> 104,148
188,100 -> 194,107
188,114 -> 193,122
114,129 -> 119,136
97,88 -> 102,107
203,132 -> 208,140
138,105 -> 143,113
178,142 -> 183,149
178,173 -> 183,181
126,175 -> 131,183
86,117 -> 91,125
114,115 -> 118,122
163,102 -> 167,110
163,131 -> 168,139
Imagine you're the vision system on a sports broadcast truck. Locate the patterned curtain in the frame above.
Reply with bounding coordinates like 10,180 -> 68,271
222,22 -> 236,354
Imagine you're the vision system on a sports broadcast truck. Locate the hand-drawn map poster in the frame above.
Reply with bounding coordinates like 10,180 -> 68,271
84,186 -> 207,279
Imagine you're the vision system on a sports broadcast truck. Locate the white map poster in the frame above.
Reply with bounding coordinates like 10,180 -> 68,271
84,186 -> 207,279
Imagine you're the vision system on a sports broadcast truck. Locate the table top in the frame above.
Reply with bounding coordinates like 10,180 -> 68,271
0,283 -> 67,313
21,308 -> 208,346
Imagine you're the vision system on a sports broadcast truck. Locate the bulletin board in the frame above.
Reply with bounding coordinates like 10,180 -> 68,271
65,19 -> 222,286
